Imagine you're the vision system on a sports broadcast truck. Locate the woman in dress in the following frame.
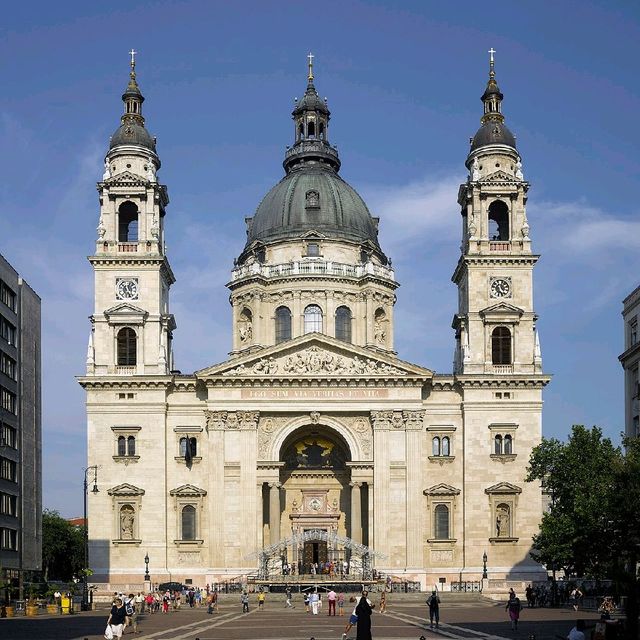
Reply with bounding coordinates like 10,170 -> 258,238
355,591 -> 374,640
106,597 -> 127,639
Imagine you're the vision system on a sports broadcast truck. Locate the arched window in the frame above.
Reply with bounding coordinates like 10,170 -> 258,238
335,306 -> 352,343
179,437 -> 197,458
319,122 -> 325,140
117,328 -> 137,366
504,434 -> 513,454
491,327 -> 512,365
442,436 -> 450,457
432,437 -> 441,456
127,436 -> 136,456
488,200 -> 509,241
494,434 -> 503,455
304,305 -> 323,334
307,120 -> 316,139
275,306 -> 292,344
181,505 -> 196,541
118,201 -> 139,242
434,504 -> 450,540
117,436 -> 126,457
298,122 -> 304,140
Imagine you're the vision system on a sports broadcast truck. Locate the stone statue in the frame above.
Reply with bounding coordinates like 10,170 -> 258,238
146,157 -> 156,182
471,157 -> 481,181
120,507 -> 135,539
238,320 -> 252,343
515,160 -> 524,180
496,506 -> 510,537
102,159 -> 111,181
97,216 -> 106,239
374,319 -> 386,346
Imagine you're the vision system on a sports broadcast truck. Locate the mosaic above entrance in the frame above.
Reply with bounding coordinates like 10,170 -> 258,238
282,435 -> 347,470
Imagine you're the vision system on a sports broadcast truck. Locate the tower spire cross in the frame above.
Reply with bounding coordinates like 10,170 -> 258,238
129,48 -> 138,69
488,48 -> 496,65
307,52 -> 314,81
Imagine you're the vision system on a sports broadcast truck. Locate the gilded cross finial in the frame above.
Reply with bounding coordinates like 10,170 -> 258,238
307,52 -> 314,82
129,48 -> 138,70
488,47 -> 496,75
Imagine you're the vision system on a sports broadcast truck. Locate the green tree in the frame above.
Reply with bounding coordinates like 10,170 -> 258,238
527,426 -> 640,639
41,509 -> 84,582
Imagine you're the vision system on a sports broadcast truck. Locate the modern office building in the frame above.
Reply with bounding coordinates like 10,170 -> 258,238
0,253 -> 42,594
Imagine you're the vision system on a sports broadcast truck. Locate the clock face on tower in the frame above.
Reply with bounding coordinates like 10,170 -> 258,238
116,278 -> 139,300
490,277 -> 512,299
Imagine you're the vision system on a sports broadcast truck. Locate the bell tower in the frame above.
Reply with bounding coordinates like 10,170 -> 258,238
87,51 -> 176,376
452,51 -> 542,376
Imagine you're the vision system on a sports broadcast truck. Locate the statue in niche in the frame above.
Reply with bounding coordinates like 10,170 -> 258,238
238,321 -> 252,343
97,216 -> 106,239
515,160 -> 524,180
120,506 -> 135,540
374,318 -> 387,346
103,160 -> 111,181
496,505 -> 510,538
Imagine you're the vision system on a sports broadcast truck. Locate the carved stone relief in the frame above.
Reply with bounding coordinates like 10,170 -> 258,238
371,410 -> 425,432
222,346 -> 406,377
205,410 -> 260,432
342,416 -> 372,458
178,552 -> 201,564
257,416 -> 289,459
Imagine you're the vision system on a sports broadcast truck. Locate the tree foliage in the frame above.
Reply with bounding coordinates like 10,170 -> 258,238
41,509 -> 84,582
527,426 -> 640,639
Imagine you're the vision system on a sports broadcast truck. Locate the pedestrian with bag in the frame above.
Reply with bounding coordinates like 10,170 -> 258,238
506,591 -> 522,631
105,597 -> 126,639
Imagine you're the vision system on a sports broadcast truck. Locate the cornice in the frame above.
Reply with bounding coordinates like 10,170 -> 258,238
455,374 -> 551,389
88,255 -> 176,284
77,375 -> 173,390
227,272 -> 399,292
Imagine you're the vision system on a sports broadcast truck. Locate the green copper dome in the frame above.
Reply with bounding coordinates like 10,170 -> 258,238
245,163 -> 382,249
241,58 -> 384,261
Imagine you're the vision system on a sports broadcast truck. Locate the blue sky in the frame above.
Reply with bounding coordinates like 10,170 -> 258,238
0,1 -> 638,517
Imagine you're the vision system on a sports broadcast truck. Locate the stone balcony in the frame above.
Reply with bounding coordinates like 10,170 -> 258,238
230,259 -> 395,283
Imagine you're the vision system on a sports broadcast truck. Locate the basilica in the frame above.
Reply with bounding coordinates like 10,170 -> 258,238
79,52 -> 550,591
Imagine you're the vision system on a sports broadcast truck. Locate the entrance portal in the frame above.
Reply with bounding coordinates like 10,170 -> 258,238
303,540 -> 328,572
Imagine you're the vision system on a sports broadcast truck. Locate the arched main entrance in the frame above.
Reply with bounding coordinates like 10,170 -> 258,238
259,423 -> 371,575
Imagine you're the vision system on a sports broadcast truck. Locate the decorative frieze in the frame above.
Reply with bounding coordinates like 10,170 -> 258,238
205,410 -> 260,431
371,410 -> 424,431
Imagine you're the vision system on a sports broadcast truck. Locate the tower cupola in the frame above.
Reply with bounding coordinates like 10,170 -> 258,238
109,50 -> 157,154
284,53 -> 340,173
469,49 -> 516,154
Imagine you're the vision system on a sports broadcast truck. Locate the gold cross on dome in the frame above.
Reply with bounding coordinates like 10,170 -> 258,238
488,48 -> 496,64
307,52 -> 314,80
129,48 -> 138,69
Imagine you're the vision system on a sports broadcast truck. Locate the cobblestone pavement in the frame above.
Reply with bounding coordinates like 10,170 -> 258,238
0,597 -> 602,640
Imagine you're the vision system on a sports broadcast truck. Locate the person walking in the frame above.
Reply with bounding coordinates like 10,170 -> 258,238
106,597 -> 127,639
327,589 -> 337,616
309,590 -> 319,615
125,593 -> 139,634
427,590 -> 440,629
241,591 -> 250,613
338,592 -> 345,616
342,597 -> 359,640
304,592 -> 310,612
355,591 -> 374,640
379,590 -> 386,614
285,587 -> 293,608
506,592 -> 522,631
257,590 -> 266,610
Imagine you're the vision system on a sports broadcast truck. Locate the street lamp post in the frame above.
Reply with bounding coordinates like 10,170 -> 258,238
482,551 -> 488,579
82,466 -> 99,611
144,553 -> 151,593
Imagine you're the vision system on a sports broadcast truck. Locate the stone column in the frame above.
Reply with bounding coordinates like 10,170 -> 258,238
350,481 -> 362,544
269,482 -> 281,544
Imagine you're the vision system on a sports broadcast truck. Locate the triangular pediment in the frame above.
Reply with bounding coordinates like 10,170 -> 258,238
300,230 -> 328,240
480,302 -> 523,318
196,333 -> 432,379
169,484 -> 207,497
485,481 -> 522,495
104,302 -> 148,316
481,170 -> 515,183
424,483 -> 461,496
104,170 -> 148,187
108,483 -> 145,497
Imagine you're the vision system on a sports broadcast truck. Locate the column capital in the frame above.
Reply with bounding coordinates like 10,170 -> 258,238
349,481 -> 362,489
269,482 -> 281,490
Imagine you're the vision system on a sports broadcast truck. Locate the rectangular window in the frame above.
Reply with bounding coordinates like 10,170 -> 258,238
0,282 -> 16,312
0,352 -> 17,380
0,527 -> 18,550
1,387 -> 17,414
0,457 -> 17,481
1,423 -> 17,448
630,319 -> 638,347
0,492 -> 17,516
0,317 -> 16,345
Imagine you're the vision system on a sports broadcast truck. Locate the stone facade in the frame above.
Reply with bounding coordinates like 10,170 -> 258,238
80,56 -> 550,590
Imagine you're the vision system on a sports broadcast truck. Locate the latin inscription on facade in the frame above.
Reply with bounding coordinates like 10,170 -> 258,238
241,388 -> 389,400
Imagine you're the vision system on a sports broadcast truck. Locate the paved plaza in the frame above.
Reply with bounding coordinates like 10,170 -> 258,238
0,594 -> 602,640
